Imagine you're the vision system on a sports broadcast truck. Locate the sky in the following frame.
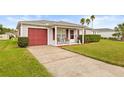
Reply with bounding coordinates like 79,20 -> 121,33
0,15 -> 124,29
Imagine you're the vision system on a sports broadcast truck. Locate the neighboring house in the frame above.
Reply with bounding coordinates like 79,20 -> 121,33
0,32 -> 16,40
84,28 -> 115,38
6,32 -> 16,38
16,20 -> 84,46
0,34 -> 9,40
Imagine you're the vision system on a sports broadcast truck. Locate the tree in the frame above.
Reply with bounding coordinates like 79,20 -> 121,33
0,24 -> 16,34
0,24 -> 3,32
85,18 -> 91,34
86,18 -> 91,26
114,23 -> 124,41
112,32 -> 121,39
114,27 -> 119,31
0,24 -> 4,34
90,15 -> 95,34
80,18 -> 85,26
80,18 -> 86,34
80,18 -> 85,44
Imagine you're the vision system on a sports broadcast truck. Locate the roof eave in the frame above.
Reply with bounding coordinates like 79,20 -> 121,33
19,22 -> 83,29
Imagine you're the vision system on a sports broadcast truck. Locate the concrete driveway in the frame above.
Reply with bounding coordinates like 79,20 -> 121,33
27,46 -> 124,77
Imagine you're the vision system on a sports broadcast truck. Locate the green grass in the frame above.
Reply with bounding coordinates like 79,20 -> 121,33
0,40 -> 52,76
62,39 -> 124,67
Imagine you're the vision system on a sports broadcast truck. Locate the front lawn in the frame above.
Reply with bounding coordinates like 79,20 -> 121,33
62,40 -> 124,67
0,40 -> 51,76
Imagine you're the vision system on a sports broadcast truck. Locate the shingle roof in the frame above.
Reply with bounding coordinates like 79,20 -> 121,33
17,20 -> 83,28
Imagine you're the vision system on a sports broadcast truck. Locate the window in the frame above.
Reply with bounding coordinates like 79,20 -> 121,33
66,29 -> 68,38
70,30 -> 74,39
53,28 -> 55,40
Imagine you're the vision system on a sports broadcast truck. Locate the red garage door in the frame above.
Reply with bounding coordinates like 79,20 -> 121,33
28,28 -> 47,46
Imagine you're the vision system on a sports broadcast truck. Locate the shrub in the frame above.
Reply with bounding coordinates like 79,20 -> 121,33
79,34 -> 101,43
78,35 -> 83,43
18,37 -> 28,47
101,37 -> 108,39
84,34 -> 101,43
108,37 -> 117,41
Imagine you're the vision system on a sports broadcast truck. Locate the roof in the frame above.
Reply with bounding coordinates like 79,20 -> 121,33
17,20 -> 83,29
86,28 -> 114,32
94,28 -> 114,32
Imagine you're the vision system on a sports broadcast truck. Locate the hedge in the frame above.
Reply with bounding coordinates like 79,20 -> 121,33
18,37 -> 28,47
101,37 -> 119,41
79,34 -> 101,43
79,35 -> 83,43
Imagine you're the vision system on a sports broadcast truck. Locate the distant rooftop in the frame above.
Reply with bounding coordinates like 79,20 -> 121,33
86,28 -> 114,32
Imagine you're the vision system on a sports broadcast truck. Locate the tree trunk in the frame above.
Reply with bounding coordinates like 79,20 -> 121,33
92,21 -> 94,34
84,29 -> 86,35
82,28 -> 84,44
83,29 -> 86,44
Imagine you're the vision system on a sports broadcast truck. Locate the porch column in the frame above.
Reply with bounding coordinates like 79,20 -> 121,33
68,29 -> 71,45
82,28 -> 84,44
77,29 -> 80,44
55,26 -> 57,46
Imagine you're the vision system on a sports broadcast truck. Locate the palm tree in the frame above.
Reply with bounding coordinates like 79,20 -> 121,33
80,18 -> 85,44
80,18 -> 85,26
80,18 -> 86,35
85,18 -> 91,34
86,18 -> 91,26
90,15 -> 95,34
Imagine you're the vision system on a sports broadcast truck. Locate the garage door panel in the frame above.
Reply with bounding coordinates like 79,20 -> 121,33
28,28 -> 47,46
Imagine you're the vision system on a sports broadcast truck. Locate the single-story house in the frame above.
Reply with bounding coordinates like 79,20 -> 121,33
84,28 -> 115,38
17,20 -> 84,46
0,34 -> 9,40
0,32 -> 16,40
